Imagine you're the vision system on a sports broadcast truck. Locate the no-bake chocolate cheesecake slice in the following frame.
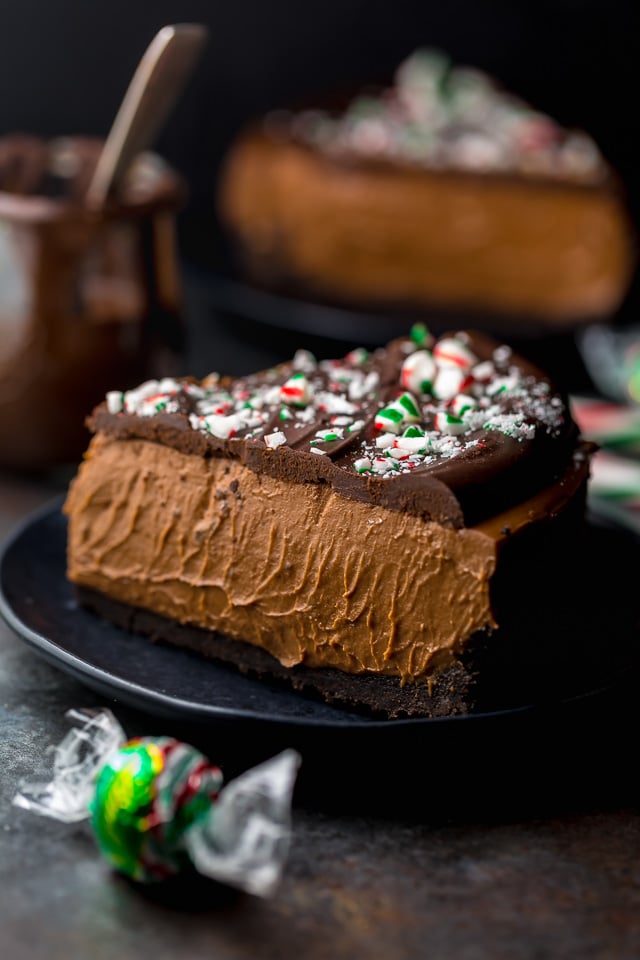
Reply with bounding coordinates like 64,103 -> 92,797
64,325 -> 593,717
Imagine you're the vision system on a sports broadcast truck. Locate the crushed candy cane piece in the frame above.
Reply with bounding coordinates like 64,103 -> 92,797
434,411 -> 466,435
410,322 -> 433,348
281,373 -> 312,406
401,349 -> 436,394
292,349 -> 317,372
265,430 -> 287,448
106,391 -> 124,414
345,347 -> 369,366
450,393 -> 477,417
433,337 -> 476,369
433,367 -> 472,401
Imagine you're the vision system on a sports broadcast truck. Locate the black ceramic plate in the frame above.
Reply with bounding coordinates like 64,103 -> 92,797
0,498 -> 637,739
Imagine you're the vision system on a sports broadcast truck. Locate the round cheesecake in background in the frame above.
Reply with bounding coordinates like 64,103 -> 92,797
217,49 -> 636,334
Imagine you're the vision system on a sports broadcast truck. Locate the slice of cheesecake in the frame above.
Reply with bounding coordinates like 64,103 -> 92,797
64,327 -> 594,717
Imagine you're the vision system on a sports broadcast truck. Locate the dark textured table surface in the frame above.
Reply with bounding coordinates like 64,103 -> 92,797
2,467 -> 640,960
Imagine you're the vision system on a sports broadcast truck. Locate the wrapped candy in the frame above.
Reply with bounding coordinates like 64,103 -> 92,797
13,708 -> 301,896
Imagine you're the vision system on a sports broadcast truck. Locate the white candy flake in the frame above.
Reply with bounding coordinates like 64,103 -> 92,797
264,431 -> 287,449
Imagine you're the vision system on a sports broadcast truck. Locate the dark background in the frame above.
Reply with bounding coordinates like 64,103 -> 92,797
1,1 -> 640,380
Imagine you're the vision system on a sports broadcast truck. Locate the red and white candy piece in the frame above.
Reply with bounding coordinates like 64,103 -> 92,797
375,432 -> 395,449
400,350 -> 436,395
432,367 -> 474,401
202,412 -> 246,439
390,446 -> 412,461
433,337 -> 477,370
280,373 -> 312,407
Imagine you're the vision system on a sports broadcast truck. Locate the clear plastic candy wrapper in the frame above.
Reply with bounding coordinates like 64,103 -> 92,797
13,708 -> 301,896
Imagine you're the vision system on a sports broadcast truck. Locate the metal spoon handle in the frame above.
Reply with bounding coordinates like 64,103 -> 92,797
86,22 -> 208,209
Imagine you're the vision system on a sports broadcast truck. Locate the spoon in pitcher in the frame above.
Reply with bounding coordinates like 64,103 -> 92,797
85,22 -> 209,209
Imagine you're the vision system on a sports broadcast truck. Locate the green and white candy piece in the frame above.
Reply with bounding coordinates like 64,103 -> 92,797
106,391 -> 124,414
434,411 -> 466,435
486,373 -> 520,397
374,392 -> 421,434
314,428 -> 344,442
393,434 -> 428,453
450,393 -> 477,417
348,419 -> 366,433
409,322 -> 433,348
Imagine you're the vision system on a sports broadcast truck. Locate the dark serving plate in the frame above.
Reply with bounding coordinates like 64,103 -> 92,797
1,497 -> 638,812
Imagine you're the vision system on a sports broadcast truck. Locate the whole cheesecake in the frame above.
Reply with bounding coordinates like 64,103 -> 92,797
218,50 -> 636,329
64,325 -> 595,718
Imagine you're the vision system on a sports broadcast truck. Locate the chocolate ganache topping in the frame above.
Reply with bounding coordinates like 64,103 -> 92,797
90,325 -> 580,528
